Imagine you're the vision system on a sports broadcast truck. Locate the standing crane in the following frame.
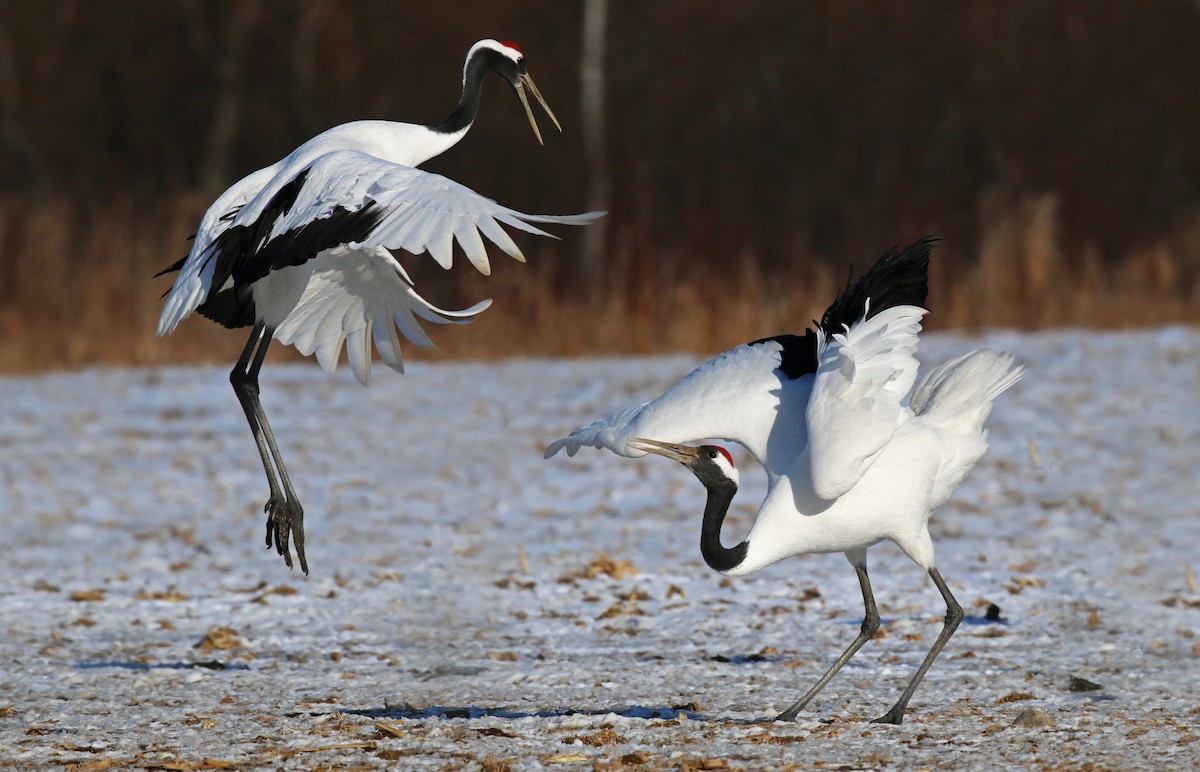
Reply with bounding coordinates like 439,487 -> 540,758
157,40 -> 602,574
545,238 -> 1022,724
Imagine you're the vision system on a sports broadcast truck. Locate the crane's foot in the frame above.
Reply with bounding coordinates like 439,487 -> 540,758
774,706 -> 803,722
264,495 -> 308,575
870,706 -> 905,725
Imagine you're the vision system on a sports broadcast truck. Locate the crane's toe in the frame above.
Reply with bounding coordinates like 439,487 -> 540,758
870,707 -> 905,725
264,496 -> 307,574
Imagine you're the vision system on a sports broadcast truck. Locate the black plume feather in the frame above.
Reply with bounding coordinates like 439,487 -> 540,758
752,236 -> 935,380
819,236 -> 934,336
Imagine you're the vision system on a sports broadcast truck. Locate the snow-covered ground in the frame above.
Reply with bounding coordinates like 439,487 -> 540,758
1,328 -> 1198,769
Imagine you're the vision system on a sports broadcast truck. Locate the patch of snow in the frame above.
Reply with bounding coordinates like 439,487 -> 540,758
1,329 -> 1198,768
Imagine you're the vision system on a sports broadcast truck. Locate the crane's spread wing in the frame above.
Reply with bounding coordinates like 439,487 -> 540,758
805,303 -> 926,499
156,149 -> 603,336
544,340 -> 810,466
252,151 -> 604,279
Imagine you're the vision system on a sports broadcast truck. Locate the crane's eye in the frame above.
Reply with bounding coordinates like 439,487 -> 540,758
708,450 -> 718,459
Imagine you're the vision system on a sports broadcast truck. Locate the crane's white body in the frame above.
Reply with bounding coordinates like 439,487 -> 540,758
546,305 -> 1022,575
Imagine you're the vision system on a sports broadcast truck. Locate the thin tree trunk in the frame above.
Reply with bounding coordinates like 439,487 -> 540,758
578,0 -> 609,286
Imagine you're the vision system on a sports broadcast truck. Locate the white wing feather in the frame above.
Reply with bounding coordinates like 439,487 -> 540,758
267,245 -> 491,386
544,341 -> 810,468
265,150 -> 603,274
805,304 -> 927,499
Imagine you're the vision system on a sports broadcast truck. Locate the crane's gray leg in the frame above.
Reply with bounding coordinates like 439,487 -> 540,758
776,556 -> 880,721
871,567 -> 962,725
229,323 -> 308,574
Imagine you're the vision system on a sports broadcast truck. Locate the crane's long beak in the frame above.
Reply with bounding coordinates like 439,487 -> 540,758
515,72 -> 561,146
628,438 -> 699,464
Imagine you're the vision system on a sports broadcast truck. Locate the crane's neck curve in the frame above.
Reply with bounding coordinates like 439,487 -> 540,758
700,480 -> 749,573
430,53 -> 494,137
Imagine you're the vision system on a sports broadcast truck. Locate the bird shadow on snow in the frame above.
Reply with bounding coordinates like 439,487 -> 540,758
76,659 -> 251,671
962,613 -> 1008,626
343,704 -> 707,722
823,612 -> 1008,628
340,704 -> 845,726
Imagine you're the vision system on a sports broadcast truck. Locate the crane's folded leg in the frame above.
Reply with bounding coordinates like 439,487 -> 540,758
871,567 -> 962,724
229,323 -> 308,574
776,552 -> 880,722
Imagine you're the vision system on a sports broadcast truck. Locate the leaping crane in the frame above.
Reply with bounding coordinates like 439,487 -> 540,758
157,39 -> 603,574
545,238 -> 1022,724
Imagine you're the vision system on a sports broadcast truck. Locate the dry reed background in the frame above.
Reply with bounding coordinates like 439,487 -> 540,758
2,189 -> 1194,373
1,1 -> 1198,373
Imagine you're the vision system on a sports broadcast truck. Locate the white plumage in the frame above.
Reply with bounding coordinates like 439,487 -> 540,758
806,302 -> 925,500
156,39 -> 601,573
545,238 -> 1022,724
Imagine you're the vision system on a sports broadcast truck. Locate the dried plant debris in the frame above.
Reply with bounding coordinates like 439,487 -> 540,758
193,627 -> 242,652
560,554 -> 639,582
562,727 -> 627,746
136,586 -> 189,601
250,584 -> 299,604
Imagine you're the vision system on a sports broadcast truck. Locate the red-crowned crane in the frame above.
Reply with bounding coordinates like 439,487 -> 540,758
157,40 -> 603,574
545,238 -> 1022,724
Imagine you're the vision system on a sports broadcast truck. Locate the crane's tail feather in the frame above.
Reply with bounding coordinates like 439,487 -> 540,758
911,349 -> 1023,432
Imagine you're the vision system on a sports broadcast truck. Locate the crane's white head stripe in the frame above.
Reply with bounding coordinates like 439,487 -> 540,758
467,39 -> 523,65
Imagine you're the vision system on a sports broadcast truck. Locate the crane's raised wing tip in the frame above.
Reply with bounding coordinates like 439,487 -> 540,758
543,440 -> 566,459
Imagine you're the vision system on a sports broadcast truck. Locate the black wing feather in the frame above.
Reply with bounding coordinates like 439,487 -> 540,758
183,168 -> 385,328
752,236 -> 935,380
155,168 -> 387,328
749,330 -> 819,380
818,236 -> 933,336
232,200 -> 384,286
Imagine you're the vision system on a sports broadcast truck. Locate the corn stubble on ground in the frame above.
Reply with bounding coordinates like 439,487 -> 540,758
1,329 -> 1199,768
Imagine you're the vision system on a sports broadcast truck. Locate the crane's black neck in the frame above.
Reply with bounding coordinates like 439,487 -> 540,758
700,479 -> 749,573
430,49 -> 510,136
